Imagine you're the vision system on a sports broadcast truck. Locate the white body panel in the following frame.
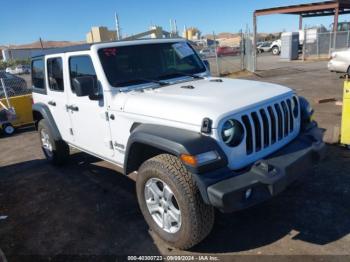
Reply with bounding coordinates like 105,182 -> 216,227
33,39 -> 300,171
328,49 -> 350,73
44,54 -> 73,143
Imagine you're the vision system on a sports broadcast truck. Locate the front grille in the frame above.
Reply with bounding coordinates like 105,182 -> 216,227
241,96 -> 299,155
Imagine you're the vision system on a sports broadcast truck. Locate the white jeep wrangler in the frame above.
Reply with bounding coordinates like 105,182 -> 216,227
31,39 -> 325,249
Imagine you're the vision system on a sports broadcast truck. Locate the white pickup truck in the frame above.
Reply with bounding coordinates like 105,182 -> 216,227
31,38 -> 325,249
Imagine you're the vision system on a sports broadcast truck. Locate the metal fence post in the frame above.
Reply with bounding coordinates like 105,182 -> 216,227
302,29 -> 306,61
0,78 -> 10,109
240,30 -> 244,71
213,31 -> 220,76
316,32 -> 319,58
329,31 -> 333,57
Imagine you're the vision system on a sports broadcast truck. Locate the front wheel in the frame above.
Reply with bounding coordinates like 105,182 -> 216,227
272,46 -> 280,55
136,154 -> 215,250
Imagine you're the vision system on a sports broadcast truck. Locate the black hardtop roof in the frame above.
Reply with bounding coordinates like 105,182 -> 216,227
31,44 -> 92,58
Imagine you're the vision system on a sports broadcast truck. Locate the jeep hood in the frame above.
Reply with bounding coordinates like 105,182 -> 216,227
122,78 -> 293,128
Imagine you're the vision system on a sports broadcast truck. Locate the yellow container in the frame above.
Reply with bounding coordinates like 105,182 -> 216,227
0,94 -> 34,128
341,80 -> 350,145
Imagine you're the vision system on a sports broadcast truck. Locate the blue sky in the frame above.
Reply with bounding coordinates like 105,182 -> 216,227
1,0 -> 349,45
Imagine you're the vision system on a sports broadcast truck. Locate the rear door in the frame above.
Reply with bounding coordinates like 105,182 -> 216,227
45,55 -> 73,143
65,53 -> 114,159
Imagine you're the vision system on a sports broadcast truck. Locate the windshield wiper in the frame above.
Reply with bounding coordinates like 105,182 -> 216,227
159,71 -> 204,80
116,78 -> 169,87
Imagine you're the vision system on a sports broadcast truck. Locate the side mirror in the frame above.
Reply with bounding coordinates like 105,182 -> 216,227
72,76 -> 102,100
203,60 -> 210,71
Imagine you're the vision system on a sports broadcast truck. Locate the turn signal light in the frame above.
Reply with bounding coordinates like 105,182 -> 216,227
180,154 -> 198,166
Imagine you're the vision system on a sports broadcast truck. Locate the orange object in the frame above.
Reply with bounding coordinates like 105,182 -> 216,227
180,154 -> 198,166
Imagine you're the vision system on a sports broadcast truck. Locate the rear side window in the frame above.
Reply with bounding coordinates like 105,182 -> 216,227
32,59 -> 45,89
69,55 -> 97,93
47,57 -> 64,91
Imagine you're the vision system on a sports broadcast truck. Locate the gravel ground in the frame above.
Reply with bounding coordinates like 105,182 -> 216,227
0,57 -> 350,261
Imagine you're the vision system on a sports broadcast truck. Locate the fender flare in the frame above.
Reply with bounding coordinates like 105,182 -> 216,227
32,103 -> 61,140
124,124 -> 228,175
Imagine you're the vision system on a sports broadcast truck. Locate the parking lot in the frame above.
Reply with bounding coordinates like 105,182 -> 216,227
1,55 -> 350,259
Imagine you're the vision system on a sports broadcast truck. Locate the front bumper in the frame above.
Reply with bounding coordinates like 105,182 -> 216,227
194,124 -> 326,213
327,60 -> 347,73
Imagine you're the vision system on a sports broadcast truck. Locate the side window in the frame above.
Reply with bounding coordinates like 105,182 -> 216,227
69,56 -> 97,94
47,57 -> 64,91
32,59 -> 45,89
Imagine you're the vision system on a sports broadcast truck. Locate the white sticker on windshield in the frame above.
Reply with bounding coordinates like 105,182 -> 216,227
172,42 -> 194,59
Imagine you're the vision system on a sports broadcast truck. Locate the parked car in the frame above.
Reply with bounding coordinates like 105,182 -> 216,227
328,49 -> 350,73
257,42 -> 272,53
216,46 -> 240,57
270,39 -> 282,55
199,48 -> 216,58
14,65 -> 30,74
32,39 -> 325,250
5,67 -> 16,74
0,71 -> 28,98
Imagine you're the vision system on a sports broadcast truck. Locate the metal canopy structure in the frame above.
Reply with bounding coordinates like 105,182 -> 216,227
251,1 -> 350,72
254,1 -> 350,31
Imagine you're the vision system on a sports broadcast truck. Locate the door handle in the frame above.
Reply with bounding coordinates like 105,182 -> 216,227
70,106 -> 79,111
109,114 -> 115,120
66,105 -> 79,111
48,101 -> 56,106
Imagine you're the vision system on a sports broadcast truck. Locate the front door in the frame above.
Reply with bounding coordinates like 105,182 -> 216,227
65,54 -> 114,159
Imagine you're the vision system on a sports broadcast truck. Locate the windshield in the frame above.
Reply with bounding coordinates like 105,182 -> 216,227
98,42 -> 206,87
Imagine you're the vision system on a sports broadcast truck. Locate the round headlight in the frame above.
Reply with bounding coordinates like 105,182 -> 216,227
221,119 -> 244,147
299,96 -> 314,122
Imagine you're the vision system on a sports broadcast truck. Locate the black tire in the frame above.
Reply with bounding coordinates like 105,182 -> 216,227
2,123 -> 15,136
38,119 -> 69,165
136,154 -> 215,250
272,46 -> 280,55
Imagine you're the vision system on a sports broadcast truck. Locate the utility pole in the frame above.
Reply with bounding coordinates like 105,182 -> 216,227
174,19 -> 178,37
169,19 -> 174,37
115,12 -> 121,40
39,37 -> 44,49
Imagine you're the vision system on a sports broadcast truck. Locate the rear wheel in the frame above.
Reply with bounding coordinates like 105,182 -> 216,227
38,119 -> 69,165
2,123 -> 15,136
136,154 -> 215,250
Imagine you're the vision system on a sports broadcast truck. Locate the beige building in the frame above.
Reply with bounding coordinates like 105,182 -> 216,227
182,27 -> 200,41
86,26 -> 117,43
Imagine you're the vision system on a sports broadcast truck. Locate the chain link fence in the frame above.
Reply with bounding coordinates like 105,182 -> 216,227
0,71 -> 31,99
195,31 -> 255,76
304,30 -> 350,59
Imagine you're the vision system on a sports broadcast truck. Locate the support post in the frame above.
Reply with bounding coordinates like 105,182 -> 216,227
253,12 -> 257,72
333,7 -> 339,32
299,15 -> 303,30
333,7 -> 339,51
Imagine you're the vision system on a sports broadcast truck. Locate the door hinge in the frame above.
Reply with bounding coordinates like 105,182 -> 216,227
69,128 -> 74,135
105,112 -> 109,121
